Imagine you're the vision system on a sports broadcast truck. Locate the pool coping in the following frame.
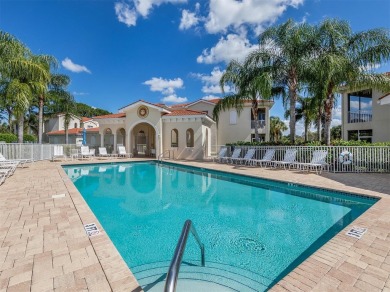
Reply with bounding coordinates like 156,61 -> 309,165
2,158 -> 387,291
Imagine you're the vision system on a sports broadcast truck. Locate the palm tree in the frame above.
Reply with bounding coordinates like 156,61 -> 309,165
213,59 -> 273,142
247,19 -> 318,143
310,19 -> 390,145
0,31 -> 49,142
270,116 -> 287,142
55,92 -> 75,144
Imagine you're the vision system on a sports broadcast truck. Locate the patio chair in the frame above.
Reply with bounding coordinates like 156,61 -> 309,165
212,147 -> 228,163
0,153 -> 32,168
221,148 -> 241,164
293,150 -> 328,174
80,146 -> 93,160
230,148 -> 256,165
118,146 -> 133,158
0,173 -> 6,185
0,162 -> 18,177
52,145 -> 66,161
271,149 -> 297,169
250,149 -> 275,167
98,147 -> 117,159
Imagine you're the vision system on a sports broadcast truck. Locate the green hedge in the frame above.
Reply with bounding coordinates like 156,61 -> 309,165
227,139 -> 390,147
23,134 -> 37,143
0,133 -> 17,143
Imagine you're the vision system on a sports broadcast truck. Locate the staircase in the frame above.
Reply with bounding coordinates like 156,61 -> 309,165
132,260 -> 273,292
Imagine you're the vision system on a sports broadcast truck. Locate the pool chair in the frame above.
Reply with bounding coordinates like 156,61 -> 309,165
98,147 -> 117,159
0,173 -> 6,185
52,145 -> 66,161
230,148 -> 256,165
212,147 -> 228,163
271,149 -> 297,169
118,146 -> 133,158
293,150 -> 328,174
0,162 -> 18,177
80,146 -> 93,160
0,153 -> 32,168
250,149 -> 275,167
221,148 -> 241,164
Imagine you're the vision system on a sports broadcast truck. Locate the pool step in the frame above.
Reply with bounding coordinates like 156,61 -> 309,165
132,261 -> 271,292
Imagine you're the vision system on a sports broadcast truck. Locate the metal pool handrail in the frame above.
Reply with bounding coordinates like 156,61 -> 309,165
164,220 -> 205,292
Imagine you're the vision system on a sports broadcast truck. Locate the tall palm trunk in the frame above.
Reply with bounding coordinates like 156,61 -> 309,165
317,104 -> 322,142
252,98 -> 260,142
38,95 -> 44,143
304,119 -> 309,142
324,93 -> 334,146
289,86 -> 297,143
17,114 -> 24,143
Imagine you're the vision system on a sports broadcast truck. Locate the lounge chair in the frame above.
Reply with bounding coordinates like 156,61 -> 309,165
52,145 -> 66,161
221,148 -> 241,164
0,162 -> 18,177
0,173 -> 6,185
80,146 -> 93,160
230,148 -> 256,165
212,147 -> 228,163
0,153 -> 31,167
250,149 -> 275,167
271,149 -> 297,169
118,146 -> 133,158
293,150 -> 328,174
98,147 -> 117,159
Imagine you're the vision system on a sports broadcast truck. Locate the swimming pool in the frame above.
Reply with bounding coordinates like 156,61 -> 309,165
63,161 -> 377,291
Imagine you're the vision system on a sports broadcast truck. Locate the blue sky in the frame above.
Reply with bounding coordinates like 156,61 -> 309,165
1,0 -> 389,133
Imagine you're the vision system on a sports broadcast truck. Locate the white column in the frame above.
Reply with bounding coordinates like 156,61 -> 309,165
113,133 -> 117,154
100,132 -> 104,147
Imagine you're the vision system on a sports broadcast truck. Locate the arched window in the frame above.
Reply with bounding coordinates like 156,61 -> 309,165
171,129 -> 178,147
74,123 -> 78,128
186,128 -> 194,147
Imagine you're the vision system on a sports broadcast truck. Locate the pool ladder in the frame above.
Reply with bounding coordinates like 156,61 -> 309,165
164,220 -> 205,292
158,150 -> 174,162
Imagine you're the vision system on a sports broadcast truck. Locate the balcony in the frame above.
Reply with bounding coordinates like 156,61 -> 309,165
348,111 -> 372,123
251,120 -> 266,129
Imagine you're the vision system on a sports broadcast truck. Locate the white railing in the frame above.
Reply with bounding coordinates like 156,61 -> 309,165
348,111 -> 372,123
0,143 -> 80,161
223,145 -> 390,173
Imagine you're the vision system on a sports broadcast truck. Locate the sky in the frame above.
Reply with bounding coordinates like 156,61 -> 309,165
1,0 -> 390,135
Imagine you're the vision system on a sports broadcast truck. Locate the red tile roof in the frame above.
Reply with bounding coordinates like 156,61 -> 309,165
164,109 -> 206,116
93,113 -> 126,119
81,117 -> 92,122
47,127 -> 100,135
118,99 -> 168,111
170,103 -> 190,108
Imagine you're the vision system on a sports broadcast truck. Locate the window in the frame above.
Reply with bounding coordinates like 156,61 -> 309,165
186,129 -> 194,147
348,90 -> 372,123
229,110 -> 237,124
348,129 -> 372,142
251,109 -> 266,129
74,123 -> 78,128
171,129 -> 178,147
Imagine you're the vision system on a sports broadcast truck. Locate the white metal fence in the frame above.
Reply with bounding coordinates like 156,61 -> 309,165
223,145 -> 390,173
1,143 -> 389,172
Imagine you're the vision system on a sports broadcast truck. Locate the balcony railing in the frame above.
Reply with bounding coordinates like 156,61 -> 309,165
251,120 -> 266,129
348,111 -> 372,123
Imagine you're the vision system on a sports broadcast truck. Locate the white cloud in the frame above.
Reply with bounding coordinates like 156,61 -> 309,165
202,95 -> 219,100
115,2 -> 137,26
115,0 -> 186,26
204,0 -> 304,34
61,58 -> 91,73
179,9 -> 199,30
161,94 -> 188,103
193,67 -> 233,94
143,77 -> 184,94
197,33 -> 257,64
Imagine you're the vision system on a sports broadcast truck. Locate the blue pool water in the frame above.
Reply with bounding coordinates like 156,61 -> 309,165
64,162 -> 377,291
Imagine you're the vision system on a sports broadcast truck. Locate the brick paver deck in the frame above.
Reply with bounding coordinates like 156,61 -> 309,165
0,158 -> 389,291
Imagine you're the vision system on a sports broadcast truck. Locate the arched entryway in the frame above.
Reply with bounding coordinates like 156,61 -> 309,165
130,123 -> 156,157
116,128 -> 126,148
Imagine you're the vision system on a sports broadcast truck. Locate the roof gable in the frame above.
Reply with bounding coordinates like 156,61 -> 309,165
118,100 -> 170,113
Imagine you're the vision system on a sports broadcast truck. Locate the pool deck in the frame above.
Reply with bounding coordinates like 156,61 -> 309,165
0,158 -> 389,291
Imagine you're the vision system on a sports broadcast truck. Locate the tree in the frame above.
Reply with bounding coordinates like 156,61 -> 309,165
247,19 -> 317,143
55,92 -> 75,144
0,31 -> 49,142
331,125 -> 342,140
270,116 -> 288,142
310,19 -> 390,145
214,59 -> 273,142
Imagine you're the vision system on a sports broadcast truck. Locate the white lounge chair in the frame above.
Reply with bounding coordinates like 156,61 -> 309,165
250,149 -> 275,167
0,153 -> 31,167
230,148 -> 256,165
80,146 -> 93,160
212,147 -> 228,163
293,150 -> 328,174
221,148 -> 241,164
52,145 -> 66,161
0,162 -> 18,177
0,173 -> 6,185
98,147 -> 117,159
118,146 -> 133,158
271,149 -> 297,169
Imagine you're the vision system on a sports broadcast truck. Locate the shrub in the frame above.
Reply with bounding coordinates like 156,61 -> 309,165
23,134 -> 37,143
0,133 -> 17,143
